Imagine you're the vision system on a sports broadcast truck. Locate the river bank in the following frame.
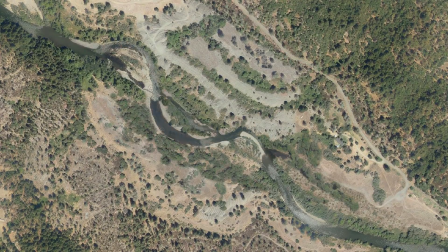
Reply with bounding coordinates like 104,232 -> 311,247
2,11 -> 444,250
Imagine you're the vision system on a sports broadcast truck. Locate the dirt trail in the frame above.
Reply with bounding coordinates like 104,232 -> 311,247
144,7 -> 295,107
0,67 -> 22,81
244,233 -> 288,252
136,5 -> 298,140
231,0 -> 313,66
213,22 -> 300,84
231,0 -> 410,207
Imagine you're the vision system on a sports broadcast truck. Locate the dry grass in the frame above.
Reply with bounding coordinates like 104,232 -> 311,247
81,80 -> 269,235
440,61 -> 448,71
318,159 -> 446,234
187,36 -> 297,107
214,22 -> 301,84
5,0 -> 43,20
68,0 -> 187,22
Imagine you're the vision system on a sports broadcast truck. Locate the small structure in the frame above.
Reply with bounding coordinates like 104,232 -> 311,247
334,135 -> 344,148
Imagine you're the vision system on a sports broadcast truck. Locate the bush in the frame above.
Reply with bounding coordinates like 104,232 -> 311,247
372,173 -> 386,204
215,182 -> 226,195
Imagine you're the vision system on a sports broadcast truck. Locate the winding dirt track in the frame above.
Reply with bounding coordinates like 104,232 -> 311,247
143,3 -> 297,107
244,233 -> 288,252
0,67 -> 22,81
229,0 -> 410,206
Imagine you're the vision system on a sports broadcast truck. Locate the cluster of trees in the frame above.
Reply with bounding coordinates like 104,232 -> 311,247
116,208 -> 233,250
116,99 -> 155,141
158,66 -> 223,130
187,148 -> 241,181
1,100 -> 39,169
265,72 -> 334,116
215,182 -> 227,195
201,66 -> 275,117
0,15 -> 157,250
164,97 -> 213,136
36,0 -> 136,42
166,15 -> 226,53
276,163 -> 448,248
154,134 -> 189,165
297,75 -> 333,110
297,130 -> 322,167
2,179 -> 86,251
162,3 -> 176,15
49,118 -> 89,157
76,27 -> 129,42
232,59 -> 273,91
372,172 -> 386,204
186,147 -> 272,191
238,0 -> 448,206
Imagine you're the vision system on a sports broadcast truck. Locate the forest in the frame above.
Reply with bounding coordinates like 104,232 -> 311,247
116,98 -> 156,141
36,0 -> 136,42
2,0 -> 448,249
204,0 -> 448,208
0,15 -> 154,250
236,0 -> 448,207
158,65 -> 224,131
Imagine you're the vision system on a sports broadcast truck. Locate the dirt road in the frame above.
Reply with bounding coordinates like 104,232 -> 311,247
0,67 -> 22,81
230,0 -> 410,206
244,233 -> 288,252
146,9 -> 297,107
136,4 -> 299,139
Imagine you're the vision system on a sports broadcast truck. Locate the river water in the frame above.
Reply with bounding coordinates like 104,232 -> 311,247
1,6 -> 446,250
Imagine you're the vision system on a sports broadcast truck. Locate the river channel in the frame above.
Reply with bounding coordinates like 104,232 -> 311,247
0,6 -> 446,251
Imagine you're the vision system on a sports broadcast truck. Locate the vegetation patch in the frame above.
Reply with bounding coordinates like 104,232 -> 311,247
116,98 -> 155,141
372,173 -> 386,204
215,182 -> 227,195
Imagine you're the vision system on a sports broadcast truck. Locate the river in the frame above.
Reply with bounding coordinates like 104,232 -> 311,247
0,6 -> 446,251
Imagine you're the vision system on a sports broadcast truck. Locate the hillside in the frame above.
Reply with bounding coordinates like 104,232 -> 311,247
0,0 -> 448,251
223,0 -> 448,205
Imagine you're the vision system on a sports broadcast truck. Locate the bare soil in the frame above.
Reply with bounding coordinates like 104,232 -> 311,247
68,0 -> 188,23
187,36 -> 298,107
6,0 -> 446,247
318,159 -> 446,235
214,22 -> 300,84
134,6 -> 301,139
229,0 -> 448,237
81,81 -> 272,235
5,0 -> 43,20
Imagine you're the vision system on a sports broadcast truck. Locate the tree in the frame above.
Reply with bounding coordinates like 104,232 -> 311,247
217,29 -> 224,37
